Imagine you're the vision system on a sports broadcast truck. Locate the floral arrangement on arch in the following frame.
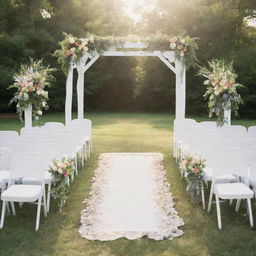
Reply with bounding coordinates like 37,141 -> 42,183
179,154 -> 206,181
169,33 -> 198,69
54,32 -> 199,73
198,59 -> 243,126
8,59 -> 55,122
49,157 -> 75,211
54,33 -> 95,74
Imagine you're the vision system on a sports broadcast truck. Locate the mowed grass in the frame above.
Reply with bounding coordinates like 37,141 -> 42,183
0,112 -> 256,256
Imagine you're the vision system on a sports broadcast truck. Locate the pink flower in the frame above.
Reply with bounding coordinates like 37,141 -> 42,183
193,168 -> 199,174
170,37 -> 177,43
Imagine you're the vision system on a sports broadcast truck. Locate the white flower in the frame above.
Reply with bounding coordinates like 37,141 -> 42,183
42,101 -> 46,107
81,39 -> 88,46
68,37 -> 75,44
23,93 -> 29,101
179,51 -> 184,57
214,91 -> 219,96
204,80 -> 210,85
37,90 -> 42,95
170,43 -> 176,49
58,168 -> 63,174
37,110 -> 42,115
42,90 -> 48,97
35,116 -> 39,120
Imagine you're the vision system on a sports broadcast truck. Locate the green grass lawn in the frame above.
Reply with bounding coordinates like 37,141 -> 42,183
0,112 -> 256,256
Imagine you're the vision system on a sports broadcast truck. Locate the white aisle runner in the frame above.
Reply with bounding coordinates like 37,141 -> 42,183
79,153 -> 184,241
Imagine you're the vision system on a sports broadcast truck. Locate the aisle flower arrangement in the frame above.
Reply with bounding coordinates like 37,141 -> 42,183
179,154 -> 206,202
49,157 -> 75,211
198,59 -> 243,126
8,59 -> 55,122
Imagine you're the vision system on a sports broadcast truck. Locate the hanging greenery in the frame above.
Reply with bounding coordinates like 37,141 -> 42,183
54,32 -> 198,74
8,59 -> 55,122
198,59 -> 243,126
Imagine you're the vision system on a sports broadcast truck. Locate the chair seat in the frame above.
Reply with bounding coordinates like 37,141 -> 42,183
1,185 -> 43,202
22,171 -> 53,185
203,168 -> 237,182
215,183 -> 254,199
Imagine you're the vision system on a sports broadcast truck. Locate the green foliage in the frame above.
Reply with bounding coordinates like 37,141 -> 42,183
0,0 -> 256,118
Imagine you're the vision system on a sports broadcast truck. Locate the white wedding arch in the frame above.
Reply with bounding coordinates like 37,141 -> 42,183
64,42 -> 186,125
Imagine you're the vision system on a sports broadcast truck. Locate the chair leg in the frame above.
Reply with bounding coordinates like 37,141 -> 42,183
229,199 -> 233,206
90,139 -> 93,153
43,190 -> 47,218
201,186 -> 206,210
247,198 -> 254,228
75,155 -> 78,176
84,144 -> 88,161
6,202 -> 10,214
215,194 -> 222,230
81,149 -> 84,168
88,141 -> 91,158
35,197 -> 42,231
10,202 -> 16,215
235,199 -> 241,212
47,183 -> 51,213
207,183 -> 214,212
0,201 -> 6,229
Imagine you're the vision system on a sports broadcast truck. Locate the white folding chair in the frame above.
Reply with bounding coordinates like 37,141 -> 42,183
0,152 -> 47,231
70,119 -> 92,157
210,149 -> 253,229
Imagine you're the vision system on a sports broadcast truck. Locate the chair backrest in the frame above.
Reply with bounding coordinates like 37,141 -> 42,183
0,131 -> 19,147
0,147 -> 12,171
46,133 -> 73,155
20,127 -> 43,136
200,121 -> 217,128
10,152 -> 45,181
212,148 -> 249,179
70,119 -> 92,137
6,141 -> 30,153
44,122 -> 65,128
238,138 -> 256,149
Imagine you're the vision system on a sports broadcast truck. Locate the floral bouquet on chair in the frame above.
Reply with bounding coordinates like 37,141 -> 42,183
198,59 -> 243,126
179,154 -> 206,202
49,157 -> 75,211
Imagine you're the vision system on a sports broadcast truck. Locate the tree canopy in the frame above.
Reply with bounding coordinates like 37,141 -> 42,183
0,0 -> 256,117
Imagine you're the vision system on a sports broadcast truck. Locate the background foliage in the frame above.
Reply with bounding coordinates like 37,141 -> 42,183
0,0 -> 256,117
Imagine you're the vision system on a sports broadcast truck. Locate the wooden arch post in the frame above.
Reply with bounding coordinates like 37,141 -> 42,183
64,47 -> 186,124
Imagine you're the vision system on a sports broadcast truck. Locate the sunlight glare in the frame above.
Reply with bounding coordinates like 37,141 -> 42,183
122,0 -> 151,22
